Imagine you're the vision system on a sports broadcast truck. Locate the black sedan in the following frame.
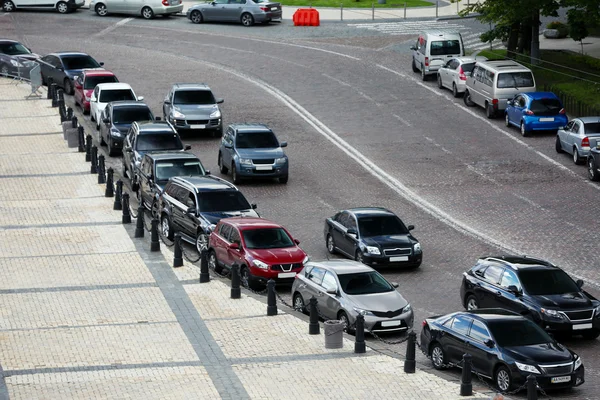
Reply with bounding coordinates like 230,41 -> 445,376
39,52 -> 104,95
0,39 -> 40,79
324,207 -> 422,268
420,309 -> 585,392
99,101 -> 154,156
588,141 -> 600,181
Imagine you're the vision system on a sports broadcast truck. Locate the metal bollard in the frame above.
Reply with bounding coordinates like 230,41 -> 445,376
231,264 -> 241,299
121,193 -> 131,224
105,168 -> 114,197
51,83 -> 58,107
113,180 -> 123,210
199,247 -> 209,280
85,134 -> 92,161
78,126 -> 85,153
267,279 -> 277,316
340,3 -> 343,21
71,115 -> 77,129
135,204 -> 145,238
372,2 -> 374,20
97,155 -> 106,184
173,233 -> 184,268
354,314 -> 366,353
309,296 -> 320,335
46,77 -> 53,99
404,2 -> 407,18
436,1 -> 438,18
457,0 -> 459,13
460,354 -> 473,396
527,374 -> 538,400
404,331 -> 416,372
67,107 -> 73,121
150,217 -> 160,252
91,145 -> 98,174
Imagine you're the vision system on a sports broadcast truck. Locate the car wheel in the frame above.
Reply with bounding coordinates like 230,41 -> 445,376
573,147 -> 583,165
232,163 -> 241,184
520,122 -> 528,137
63,78 -> 73,95
338,311 -> 354,333
279,175 -> 288,184
463,90 -> 474,107
420,65 -> 427,81
411,58 -> 419,73
355,250 -> 365,264
108,138 -> 118,156
430,343 -> 447,370
150,199 -> 160,219
437,74 -> 443,89
581,329 -> 600,340
293,292 -> 307,314
141,6 -> 154,19
190,10 -> 203,23
208,250 -> 223,274
218,153 -> 228,174
452,83 -> 460,98
326,234 -> 336,254
2,0 -> 15,12
241,12 -> 254,26
588,157 -> 599,181
504,113 -> 511,127
95,3 -> 108,16
465,294 -> 479,311
495,365 -> 513,392
555,136 -> 563,153
195,232 -> 208,252
485,102 -> 495,119
56,1 -> 69,13
161,215 -> 173,240
239,266 -> 253,289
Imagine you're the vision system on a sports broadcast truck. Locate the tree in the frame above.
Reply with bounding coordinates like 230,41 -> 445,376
568,9 -> 589,54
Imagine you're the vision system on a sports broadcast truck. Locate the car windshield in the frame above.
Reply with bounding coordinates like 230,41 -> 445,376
99,89 -> 136,103
61,55 -> 101,70
154,160 -> 205,181
173,90 -> 215,105
530,98 -> 562,115
235,131 -> 279,149
84,75 -> 118,89
338,271 -> 394,295
357,215 -> 409,237
497,72 -> 534,89
113,107 -> 153,124
519,269 -> 580,295
487,319 -> 553,347
135,134 -> 183,152
242,228 -> 294,249
430,40 -> 461,56
197,191 -> 251,212
461,62 -> 476,73
584,122 -> 600,133
0,42 -> 30,55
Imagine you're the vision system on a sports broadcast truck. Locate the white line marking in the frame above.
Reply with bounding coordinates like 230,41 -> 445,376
322,74 -> 351,87
93,17 -> 133,38
392,114 -> 411,127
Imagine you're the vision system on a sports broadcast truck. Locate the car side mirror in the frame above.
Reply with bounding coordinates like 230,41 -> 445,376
164,100 -> 171,105
280,141 -> 288,148
391,282 -> 399,288
224,142 -> 233,149
184,144 -> 192,151
346,228 -> 357,236
407,225 -> 415,231
137,96 -> 144,101
186,207 -> 196,215
326,288 -> 337,295
484,339 -> 495,348
293,238 -> 300,245
251,203 -> 257,210
57,67 -> 64,72
229,242 -> 239,250
507,285 -> 521,295
99,62 -> 105,66
211,1 -> 216,4
102,117 -> 110,123
155,116 -> 161,121
216,98 -> 224,104
576,279 -> 584,289
409,45 -> 416,51
205,169 -> 210,175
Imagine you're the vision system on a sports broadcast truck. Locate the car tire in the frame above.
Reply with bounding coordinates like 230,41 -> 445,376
495,365 -> 513,392
326,234 -> 336,254
555,136 -> 563,153
430,343 -> 447,370
141,6 -> 154,19
241,12 -> 254,26
63,78 -> 73,95
463,90 -> 474,107
338,311 -> 354,334
411,58 -> 419,73
190,10 -> 203,24
108,138 -> 118,156
150,199 -> 159,219
95,3 -> 108,16
573,147 -> 583,165
218,153 -> 228,174
279,175 -> 288,184
161,214 -> 173,240
485,102 -> 495,119
520,122 -> 528,137
588,156 -> 599,181
293,292 -> 307,314
437,74 -> 443,89
420,64 -> 427,81
196,232 -> 208,253
56,1 -> 69,13
208,250 -> 223,274
465,294 -> 479,311
452,83 -> 459,98
232,163 -> 241,184
581,329 -> 600,340
355,250 -> 365,264
240,265 -> 259,290
504,113 -> 511,128
2,0 -> 15,12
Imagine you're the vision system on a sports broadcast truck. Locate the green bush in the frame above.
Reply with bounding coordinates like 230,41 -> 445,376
546,21 -> 569,38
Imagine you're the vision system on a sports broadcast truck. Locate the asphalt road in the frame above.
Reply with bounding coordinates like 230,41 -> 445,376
2,10 -> 600,399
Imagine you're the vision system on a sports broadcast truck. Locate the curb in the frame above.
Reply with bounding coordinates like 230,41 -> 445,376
436,12 -> 481,21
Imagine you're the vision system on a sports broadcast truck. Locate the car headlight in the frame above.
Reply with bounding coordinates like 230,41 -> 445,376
515,362 -> 541,374
253,259 -> 269,270
594,305 -> 600,318
172,110 -> 185,119
353,307 -> 373,316
209,109 -> 221,119
110,129 -> 123,137
239,158 -> 252,166
275,157 -> 287,165
541,308 -> 564,319
10,59 -> 23,67
574,355 -> 583,370
414,242 -> 422,254
302,255 -> 310,264
85,95 -> 91,101
402,303 -> 412,314
208,224 -> 217,232
365,246 -> 380,255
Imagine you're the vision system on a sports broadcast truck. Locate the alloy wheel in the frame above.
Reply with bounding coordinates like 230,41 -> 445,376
505,113 -> 510,127
437,74 -> 443,89
196,233 -> 208,252
240,267 -> 249,288
190,10 -> 202,24
338,312 -> 349,329
3,0 -> 15,11
161,218 -> 170,238
64,79 -> 72,95
573,148 -> 581,164
466,296 -> 479,310
56,1 -> 68,13
95,3 -> 107,16
142,6 -> 154,19
452,83 -> 458,98
496,368 -> 511,392
293,294 -> 305,312
431,346 -> 444,368
241,13 -> 254,26
520,122 -> 527,137
326,235 -> 335,253
589,157 -> 598,181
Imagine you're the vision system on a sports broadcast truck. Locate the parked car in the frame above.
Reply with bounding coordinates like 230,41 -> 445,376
99,101 -> 154,156
411,31 -> 465,81
436,56 -> 486,97
73,70 -> 119,114
588,142 -> 600,181
134,152 -> 207,217
0,39 -> 40,79
556,117 -> 600,165
122,121 -> 191,179
324,207 -> 422,268
90,83 -> 143,129
292,260 -> 414,333
218,123 -> 288,184
464,60 -> 536,119
159,176 -> 259,251
460,255 -> 600,340
2,0 -> 84,13
421,309 -> 585,392
187,0 -> 282,27
207,217 -> 308,289
504,92 -> 567,137
163,83 -> 224,136
90,0 -> 183,19
39,52 -> 104,95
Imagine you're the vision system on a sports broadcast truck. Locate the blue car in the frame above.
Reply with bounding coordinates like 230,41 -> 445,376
218,123 -> 289,184
504,92 -> 568,137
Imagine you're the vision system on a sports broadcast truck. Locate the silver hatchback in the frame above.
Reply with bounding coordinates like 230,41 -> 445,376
437,56 -> 486,97
556,117 -> 600,165
291,260 -> 414,333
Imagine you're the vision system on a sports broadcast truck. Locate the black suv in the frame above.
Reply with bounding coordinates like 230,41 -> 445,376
99,101 -> 154,156
122,121 -> 191,180
159,176 -> 259,252
588,141 -> 600,181
133,152 -> 207,217
460,256 -> 600,339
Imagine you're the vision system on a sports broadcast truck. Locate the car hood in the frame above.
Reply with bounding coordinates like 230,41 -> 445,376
65,68 -> 104,79
236,148 -> 284,159
503,342 -> 573,364
15,54 -> 40,63
174,104 -> 217,118
347,290 -> 408,312
529,292 -> 593,310
198,209 -> 259,225
114,123 -> 132,133
362,235 -> 414,248
246,246 -> 306,264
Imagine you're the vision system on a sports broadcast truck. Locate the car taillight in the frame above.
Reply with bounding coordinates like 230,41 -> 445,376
559,108 -> 566,114
458,66 -> 466,81
162,0 -> 169,5
424,57 -> 429,67
260,6 -> 269,11
524,109 -> 534,115
422,320 -> 428,328
582,137 -> 590,147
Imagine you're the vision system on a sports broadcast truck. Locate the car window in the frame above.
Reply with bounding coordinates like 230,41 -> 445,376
235,131 -> 279,149
0,42 -> 31,55
430,40 -> 461,56
571,122 -> 580,133
303,265 -> 314,277
345,214 -> 357,230
142,158 -> 152,175
500,269 -> 521,290
518,269 -> 580,295
242,228 -> 294,249
461,62 -> 476,73
214,0 -> 227,3
482,265 -> 503,284
357,215 -> 408,237
229,0 -> 245,3
84,75 -> 118,90
497,72 -> 534,89
321,271 -> 338,292
154,160 -> 205,181
337,271 -> 394,295
488,319 -> 552,347
197,190 -> 251,212
173,90 -> 215,105
337,211 -> 350,228
218,223 -> 232,241
442,317 -> 453,327
135,134 -> 183,152
308,267 -> 326,285
483,70 -> 495,87
584,122 -> 600,134
61,55 -> 101,70
450,315 -> 471,335
469,320 -> 491,343
112,107 -> 154,125
99,89 -> 136,103
530,98 -> 562,115
229,228 -> 241,246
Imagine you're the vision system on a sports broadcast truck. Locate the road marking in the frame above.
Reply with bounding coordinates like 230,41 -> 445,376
93,17 -> 133,38
393,114 -> 411,127
322,74 -> 351,87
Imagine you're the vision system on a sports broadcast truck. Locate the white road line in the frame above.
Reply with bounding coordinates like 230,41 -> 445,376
393,114 -> 411,127
93,17 -> 133,38
322,74 -> 351,87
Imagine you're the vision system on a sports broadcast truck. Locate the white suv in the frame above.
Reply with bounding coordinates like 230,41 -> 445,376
90,83 -> 143,130
2,0 -> 85,13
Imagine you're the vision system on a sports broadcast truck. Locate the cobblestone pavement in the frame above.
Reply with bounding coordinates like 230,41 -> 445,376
0,79 -> 491,399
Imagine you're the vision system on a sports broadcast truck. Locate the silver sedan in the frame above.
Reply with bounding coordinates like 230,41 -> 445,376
556,117 -> 600,165
437,56 -> 486,98
291,260 -> 414,333
187,0 -> 282,27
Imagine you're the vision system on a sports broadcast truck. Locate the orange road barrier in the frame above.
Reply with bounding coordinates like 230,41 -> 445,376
293,8 -> 320,26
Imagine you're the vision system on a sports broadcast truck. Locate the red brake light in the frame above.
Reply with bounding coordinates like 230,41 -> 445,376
162,0 -> 169,5
458,66 -> 466,81
260,6 -> 269,11
424,57 -> 429,67
422,320 -> 428,328
559,108 -> 566,114
582,137 -> 590,147
491,99 -> 498,105
524,109 -> 534,115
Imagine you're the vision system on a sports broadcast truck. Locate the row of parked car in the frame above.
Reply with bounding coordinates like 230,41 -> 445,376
410,31 -> 600,181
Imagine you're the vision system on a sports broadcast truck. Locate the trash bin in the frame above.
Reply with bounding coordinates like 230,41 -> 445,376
66,127 -> 79,148
324,320 -> 344,349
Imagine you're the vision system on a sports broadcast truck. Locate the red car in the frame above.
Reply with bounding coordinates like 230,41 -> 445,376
73,70 -> 118,114
208,217 -> 309,289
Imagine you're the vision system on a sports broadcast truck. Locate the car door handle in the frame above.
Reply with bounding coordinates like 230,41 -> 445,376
495,291 -> 502,296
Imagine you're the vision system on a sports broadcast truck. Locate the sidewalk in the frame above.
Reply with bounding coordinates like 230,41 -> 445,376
0,79 -> 492,398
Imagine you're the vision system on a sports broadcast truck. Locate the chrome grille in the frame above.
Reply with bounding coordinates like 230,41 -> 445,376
371,308 -> 404,318
186,119 -> 209,125
563,309 -> 593,321
271,263 -> 302,272
540,363 -> 573,376
253,159 -> 274,165
383,248 -> 412,256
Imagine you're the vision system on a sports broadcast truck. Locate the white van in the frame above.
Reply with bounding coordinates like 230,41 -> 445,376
411,31 -> 465,81
2,0 -> 85,13
464,60 -> 536,118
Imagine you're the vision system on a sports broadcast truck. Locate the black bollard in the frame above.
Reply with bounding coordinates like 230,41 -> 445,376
354,314 -> 366,354
460,354 -> 473,396
267,279 -> 277,316
135,204 -> 145,238
67,107 -> 73,121
404,331 -> 416,372
71,115 -> 77,129
121,193 -> 131,224
97,155 -> 106,184
91,146 -> 98,174
85,134 -> 92,161
51,83 -> 58,107
526,374 -> 538,400
230,264 -> 241,299
105,168 -> 114,197
150,217 -> 160,252
77,126 -> 85,152
309,296 -> 320,335
46,77 -> 53,99
198,248 -> 209,280
174,233 -> 184,269
113,180 -> 123,210
57,87 -> 64,101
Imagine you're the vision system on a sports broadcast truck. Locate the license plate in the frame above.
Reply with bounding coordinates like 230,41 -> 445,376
390,256 -> 408,262
272,6 -> 279,10
278,272 -> 295,278
255,165 -> 272,171
190,124 -> 206,129
381,320 -> 402,327
572,323 -> 593,330
539,117 -> 555,122
551,376 -> 571,383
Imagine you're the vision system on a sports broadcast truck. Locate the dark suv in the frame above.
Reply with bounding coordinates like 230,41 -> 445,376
588,141 -> 600,181
460,255 -> 600,339
99,101 -> 154,156
159,176 -> 259,252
